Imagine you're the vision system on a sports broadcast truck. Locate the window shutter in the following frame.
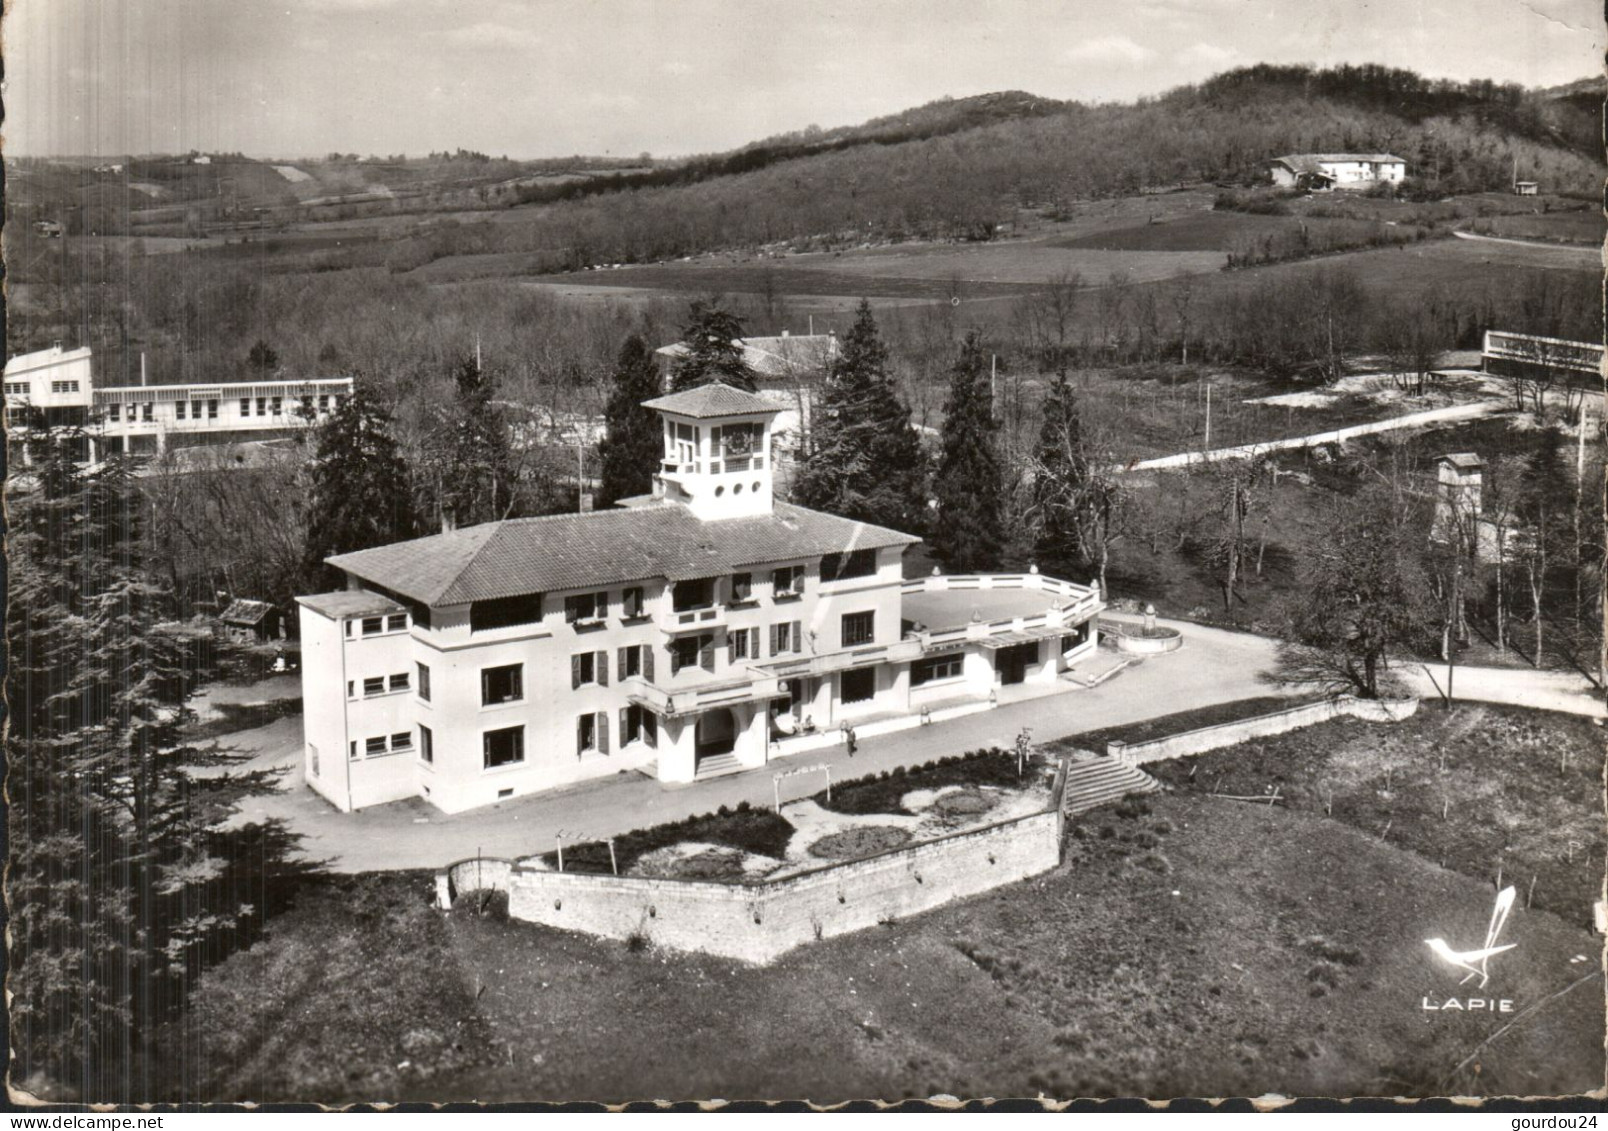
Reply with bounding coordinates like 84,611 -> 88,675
793,620 -> 802,653
750,627 -> 760,659
644,713 -> 658,749
571,654 -> 582,690
644,645 -> 655,682
619,707 -> 630,744
727,633 -> 737,665
770,623 -> 781,656
699,636 -> 715,672
597,651 -> 609,687
617,647 -> 628,681
576,716 -> 586,756
598,712 -> 610,754
669,644 -> 681,675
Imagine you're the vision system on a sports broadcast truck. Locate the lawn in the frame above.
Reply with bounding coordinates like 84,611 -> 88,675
160,788 -> 1604,1103
1146,703 -> 1606,921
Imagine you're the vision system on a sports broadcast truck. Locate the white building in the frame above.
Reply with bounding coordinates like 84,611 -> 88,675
4,344 -> 354,461
1269,153 -> 1407,191
297,381 -> 1104,814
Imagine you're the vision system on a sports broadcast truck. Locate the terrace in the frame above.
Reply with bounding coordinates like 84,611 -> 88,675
900,571 -> 1103,651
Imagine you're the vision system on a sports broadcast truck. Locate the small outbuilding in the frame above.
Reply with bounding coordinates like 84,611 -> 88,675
220,598 -> 286,643
1514,181 -> 1539,196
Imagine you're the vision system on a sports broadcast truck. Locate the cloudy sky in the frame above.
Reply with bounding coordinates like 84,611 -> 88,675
7,0 -> 1603,158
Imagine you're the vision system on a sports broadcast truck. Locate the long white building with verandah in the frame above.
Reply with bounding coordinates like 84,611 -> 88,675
4,343 -> 354,462
297,381 -> 1105,814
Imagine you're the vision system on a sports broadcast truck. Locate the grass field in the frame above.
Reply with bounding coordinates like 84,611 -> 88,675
1147,703 -> 1606,921
161,763 -> 1604,1102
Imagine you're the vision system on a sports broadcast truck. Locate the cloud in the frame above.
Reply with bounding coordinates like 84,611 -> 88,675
444,21 -> 543,50
1064,35 -> 1157,65
1176,42 -> 1236,67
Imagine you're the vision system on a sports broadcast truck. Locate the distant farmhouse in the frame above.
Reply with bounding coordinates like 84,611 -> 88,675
1269,153 -> 1406,191
4,343 -> 354,464
1481,330 -> 1603,389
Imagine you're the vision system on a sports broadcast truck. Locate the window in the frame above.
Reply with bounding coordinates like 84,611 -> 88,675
483,725 -> 525,769
319,394 -> 330,411
361,616 -> 384,636
470,593 -> 543,633
107,403 -> 121,422
388,671 -> 409,693
564,591 -> 608,624
349,741 -> 358,760
622,704 -> 657,748
175,400 -> 187,420
142,403 -> 153,422
622,586 -> 646,618
729,573 -> 754,603
419,725 -> 433,764
841,667 -> 876,704
191,400 -> 202,419
256,397 -> 267,416
841,611 -> 875,648
571,650 -> 608,688
207,399 -> 219,419
672,577 -> 715,612
772,565 -> 804,598
670,634 -> 714,674
309,744 -> 319,777
821,548 -> 878,582
50,380 -> 80,394
391,731 -> 413,751
618,644 -> 649,681
728,626 -> 759,663
386,613 -> 408,633
4,382 -> 27,396
417,662 -> 432,702
912,653 -> 964,686
576,712 -> 610,757
482,664 -> 524,706
365,736 -> 389,756
240,397 -> 252,416
770,620 -> 802,656
271,396 -> 283,415
362,676 -> 386,697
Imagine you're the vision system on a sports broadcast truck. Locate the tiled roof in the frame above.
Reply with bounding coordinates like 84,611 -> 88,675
327,501 -> 920,606
654,335 -> 840,379
296,590 -> 406,619
642,382 -> 781,419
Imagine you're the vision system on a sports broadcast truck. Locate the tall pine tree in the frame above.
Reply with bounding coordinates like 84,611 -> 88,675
795,299 -> 928,532
597,334 -> 665,508
439,355 -> 517,529
670,301 -> 758,391
302,383 -> 419,588
8,446 -> 299,1099
1031,373 -> 1125,589
931,331 -> 1005,571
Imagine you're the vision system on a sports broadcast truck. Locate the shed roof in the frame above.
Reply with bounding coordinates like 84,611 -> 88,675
328,501 -> 918,607
221,598 -> 275,626
296,590 -> 406,620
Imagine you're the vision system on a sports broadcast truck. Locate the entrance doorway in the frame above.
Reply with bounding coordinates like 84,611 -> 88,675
996,642 -> 1040,686
695,707 -> 737,759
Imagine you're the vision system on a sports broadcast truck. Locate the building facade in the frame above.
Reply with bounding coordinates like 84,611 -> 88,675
298,382 -> 1104,814
1269,153 -> 1407,191
4,343 -> 354,461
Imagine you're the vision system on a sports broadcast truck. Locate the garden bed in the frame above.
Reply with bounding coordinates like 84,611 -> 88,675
531,748 -> 1055,883
1044,695 -> 1326,755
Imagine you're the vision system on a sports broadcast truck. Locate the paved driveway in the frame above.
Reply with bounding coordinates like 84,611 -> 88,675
227,617 -> 1292,873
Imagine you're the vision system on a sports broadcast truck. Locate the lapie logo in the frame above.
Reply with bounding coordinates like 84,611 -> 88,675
1422,886 -> 1518,1013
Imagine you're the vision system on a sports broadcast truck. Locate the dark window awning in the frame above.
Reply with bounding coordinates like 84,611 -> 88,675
976,625 -> 1077,650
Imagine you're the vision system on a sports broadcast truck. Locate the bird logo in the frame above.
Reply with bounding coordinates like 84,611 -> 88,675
1425,886 -> 1517,990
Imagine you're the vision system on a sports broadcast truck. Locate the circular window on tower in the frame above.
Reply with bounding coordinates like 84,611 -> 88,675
715,486 -> 725,496
752,481 -> 762,493
733,483 -> 744,495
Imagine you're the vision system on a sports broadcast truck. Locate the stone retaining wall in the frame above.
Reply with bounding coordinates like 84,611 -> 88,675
439,759 -> 1071,964
1108,695 -> 1419,766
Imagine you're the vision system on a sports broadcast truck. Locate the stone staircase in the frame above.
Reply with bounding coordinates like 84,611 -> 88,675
694,750 -> 744,779
1060,756 -> 1162,817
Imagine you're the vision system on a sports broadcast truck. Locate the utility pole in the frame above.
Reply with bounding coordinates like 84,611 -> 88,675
577,439 -> 585,513
1204,383 -> 1212,451
990,354 -> 998,418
